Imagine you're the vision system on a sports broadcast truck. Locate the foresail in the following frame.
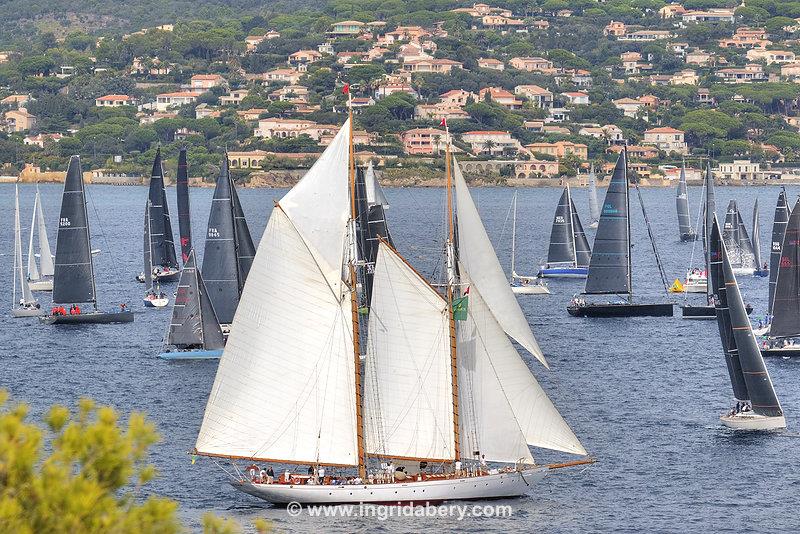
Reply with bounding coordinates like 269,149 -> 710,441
752,199 -> 762,268
452,158 -> 546,367
196,206 -> 358,465
281,119 -> 351,292
588,165 -> 600,225
571,200 -> 591,268
365,161 -> 389,208
364,243 -> 454,460
27,192 -> 40,281
458,273 -> 586,460
231,182 -> 256,285
197,263 -> 225,350
36,190 -> 54,277
15,187 -> 35,304
676,165 -> 692,237
167,251 -> 204,348
177,148 -> 193,265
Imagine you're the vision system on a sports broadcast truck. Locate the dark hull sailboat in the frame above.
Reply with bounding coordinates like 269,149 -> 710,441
146,149 -> 180,281
676,163 -> 697,242
681,303 -> 753,319
41,155 -> 134,325
568,150 -> 673,318
539,185 -> 591,278
568,302 -> 673,317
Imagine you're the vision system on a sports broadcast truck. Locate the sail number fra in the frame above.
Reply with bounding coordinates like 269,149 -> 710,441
60,217 -> 71,227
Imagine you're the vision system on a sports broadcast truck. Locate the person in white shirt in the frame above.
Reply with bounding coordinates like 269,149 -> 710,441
480,455 -> 487,473
318,466 -> 325,483
259,469 -> 267,483
455,460 -> 462,476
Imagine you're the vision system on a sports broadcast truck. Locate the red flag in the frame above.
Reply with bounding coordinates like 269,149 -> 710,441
343,83 -> 350,95
440,118 -> 447,128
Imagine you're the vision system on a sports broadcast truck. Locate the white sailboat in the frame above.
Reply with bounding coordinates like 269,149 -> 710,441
509,193 -> 549,295
27,185 -> 54,291
193,109 -> 591,505
12,185 -> 43,317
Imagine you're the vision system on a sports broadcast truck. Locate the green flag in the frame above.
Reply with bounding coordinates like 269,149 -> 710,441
452,295 -> 468,321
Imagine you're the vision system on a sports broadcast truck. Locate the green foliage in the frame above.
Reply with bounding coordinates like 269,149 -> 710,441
0,392 -> 180,533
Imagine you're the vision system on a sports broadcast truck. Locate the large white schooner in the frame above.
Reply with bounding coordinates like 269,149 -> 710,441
193,110 -> 591,504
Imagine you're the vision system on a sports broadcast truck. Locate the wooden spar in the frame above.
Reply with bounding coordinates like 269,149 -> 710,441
545,458 -> 597,470
347,98 -> 367,480
193,449 -> 358,468
445,127 -> 461,462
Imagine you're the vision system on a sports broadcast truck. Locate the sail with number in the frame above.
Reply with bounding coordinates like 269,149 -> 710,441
769,189 -> 789,314
547,187 -> 576,265
588,164 -> 600,227
147,149 -> 179,271
166,250 -> 224,350
676,163 -> 695,240
202,156 -> 255,324
584,152 -> 630,295
710,215 -> 783,417
176,147 -> 192,265
195,120 -> 358,465
53,156 -> 96,305
27,187 -> 54,282
770,198 -> 800,338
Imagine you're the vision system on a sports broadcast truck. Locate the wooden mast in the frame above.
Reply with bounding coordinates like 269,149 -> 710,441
346,87 -> 367,479
444,122 -> 461,462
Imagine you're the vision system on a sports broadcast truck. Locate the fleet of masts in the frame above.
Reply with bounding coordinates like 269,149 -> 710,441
7,113 -> 798,504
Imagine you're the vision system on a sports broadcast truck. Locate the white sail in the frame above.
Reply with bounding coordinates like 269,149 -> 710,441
15,187 -> 35,305
457,274 -> 586,459
364,161 -> 389,208
195,208 -> 358,465
281,119 -> 352,292
27,191 -> 40,281
36,188 -> 54,276
452,158 -> 547,367
364,242 -> 454,461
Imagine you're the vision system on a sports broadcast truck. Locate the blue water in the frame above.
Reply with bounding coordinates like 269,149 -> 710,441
2,182 -> 799,533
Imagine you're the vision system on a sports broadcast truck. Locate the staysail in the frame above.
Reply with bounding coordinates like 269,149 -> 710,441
363,242 -> 454,460
547,187 -> 576,265
166,250 -> 224,350
453,156 -> 585,458
676,163 -> 694,239
53,156 -> 96,305
571,200 -> 591,268
584,151 -> 630,296
147,149 -> 179,271
195,120 -> 358,466
588,164 -> 600,227
231,183 -> 255,285
769,189 -> 789,314
176,147 -> 192,264
712,216 -> 783,417
770,198 -> 800,338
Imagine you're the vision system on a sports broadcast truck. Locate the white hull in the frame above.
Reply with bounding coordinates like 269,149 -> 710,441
732,267 -> 756,276
720,413 -> 785,430
682,282 -> 707,293
28,279 -> 53,291
11,307 -> 45,318
233,468 -> 547,505
752,325 -> 770,337
511,284 -> 550,295
143,297 -> 169,308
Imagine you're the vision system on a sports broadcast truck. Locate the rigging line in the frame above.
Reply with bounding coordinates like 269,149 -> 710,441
86,185 -> 124,286
684,179 -> 707,304
634,184 -> 670,295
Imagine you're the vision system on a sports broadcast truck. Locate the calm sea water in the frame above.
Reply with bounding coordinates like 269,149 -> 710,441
2,182 -> 799,533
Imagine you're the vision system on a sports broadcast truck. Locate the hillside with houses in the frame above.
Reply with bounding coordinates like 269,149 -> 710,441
1,0 -> 800,184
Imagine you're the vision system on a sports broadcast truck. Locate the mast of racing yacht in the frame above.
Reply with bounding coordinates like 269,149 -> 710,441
443,119 -> 461,462
346,85 -> 366,479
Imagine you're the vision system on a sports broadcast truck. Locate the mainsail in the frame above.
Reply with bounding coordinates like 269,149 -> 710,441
14,186 -> 36,306
588,164 -> 600,227
195,120 -> 358,465
584,152 -> 630,296
176,147 -> 192,264
711,216 -> 783,417
722,200 -> 755,270
676,163 -> 694,239
53,156 -> 96,306
143,202 -> 154,292
547,187 -> 575,264
769,189 -> 789,314
166,250 -> 224,350
202,156 -> 255,324
770,198 -> 800,338
147,149 -> 179,270
27,186 -> 54,281
703,164 -> 716,283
